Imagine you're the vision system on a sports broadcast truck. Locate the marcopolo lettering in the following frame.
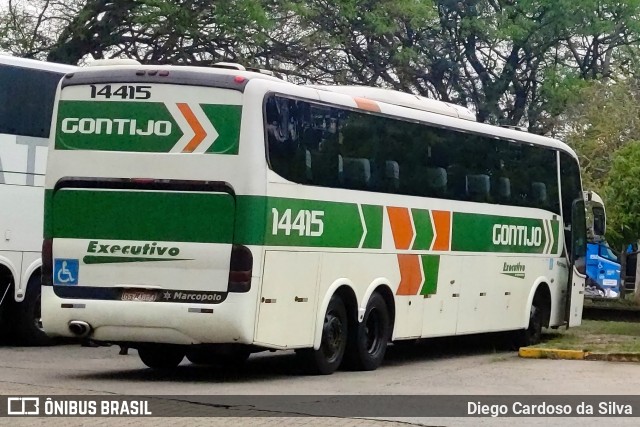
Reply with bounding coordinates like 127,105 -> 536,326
492,224 -> 542,247
168,291 -> 223,302
61,118 -> 172,136
87,241 -> 180,257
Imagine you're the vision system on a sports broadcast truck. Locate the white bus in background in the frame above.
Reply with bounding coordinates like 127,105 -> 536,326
42,62 -> 587,373
0,55 -> 76,345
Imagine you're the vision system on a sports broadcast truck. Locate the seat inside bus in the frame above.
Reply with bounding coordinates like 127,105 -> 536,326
531,182 -> 547,205
466,174 -> 490,202
425,167 -> 447,197
341,157 -> 372,190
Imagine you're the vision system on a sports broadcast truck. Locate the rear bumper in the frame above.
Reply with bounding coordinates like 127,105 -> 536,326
41,286 -> 257,345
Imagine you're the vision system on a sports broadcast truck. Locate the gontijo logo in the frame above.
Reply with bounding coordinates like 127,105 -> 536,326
60,118 -> 172,136
54,101 -> 242,154
492,224 -> 542,247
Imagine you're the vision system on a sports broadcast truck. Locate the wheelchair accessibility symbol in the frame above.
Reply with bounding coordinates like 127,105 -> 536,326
53,259 -> 79,285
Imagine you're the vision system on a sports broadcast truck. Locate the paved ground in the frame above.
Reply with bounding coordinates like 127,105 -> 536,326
1,334 -> 639,426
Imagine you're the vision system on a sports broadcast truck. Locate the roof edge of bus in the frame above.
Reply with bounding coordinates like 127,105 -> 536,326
66,63 -> 286,83
306,85 -> 477,121
0,54 -> 76,73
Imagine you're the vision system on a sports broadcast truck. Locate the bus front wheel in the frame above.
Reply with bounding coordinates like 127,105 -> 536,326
138,345 -> 184,370
514,301 -> 543,348
344,292 -> 390,371
298,294 -> 348,375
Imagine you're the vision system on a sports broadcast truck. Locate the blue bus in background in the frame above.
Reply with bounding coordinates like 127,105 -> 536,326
584,191 -> 622,298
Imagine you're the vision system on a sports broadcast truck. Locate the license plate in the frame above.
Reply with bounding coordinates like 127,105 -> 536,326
120,290 -> 157,302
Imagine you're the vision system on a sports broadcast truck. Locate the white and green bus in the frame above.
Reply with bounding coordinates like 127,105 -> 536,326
0,55 -> 76,345
42,62 -> 586,373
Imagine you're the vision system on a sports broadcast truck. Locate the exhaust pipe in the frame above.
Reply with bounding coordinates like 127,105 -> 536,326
68,320 -> 92,338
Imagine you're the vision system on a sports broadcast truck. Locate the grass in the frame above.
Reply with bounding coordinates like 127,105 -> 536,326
535,320 -> 640,353
584,295 -> 640,310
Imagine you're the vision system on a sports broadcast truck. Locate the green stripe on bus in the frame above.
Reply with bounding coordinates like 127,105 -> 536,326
451,212 -> 548,254
45,190 -> 562,254
234,195 -> 268,245
200,104 -> 242,154
51,189 -> 234,243
420,255 -> 440,295
411,209 -> 434,250
266,198 -> 363,248
54,101 -> 241,154
551,220 -> 561,254
361,204 -> 383,249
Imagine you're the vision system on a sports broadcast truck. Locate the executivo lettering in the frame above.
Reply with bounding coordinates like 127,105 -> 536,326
87,241 -> 180,256
61,118 -> 172,136
492,224 -> 542,247
83,241 -> 189,264
501,262 -> 526,279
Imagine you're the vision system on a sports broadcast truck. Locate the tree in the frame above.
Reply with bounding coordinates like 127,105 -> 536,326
269,0 -> 640,131
604,143 -> 640,247
46,0 -> 277,65
5,0 -> 640,134
563,78 -> 640,193
0,0 -> 83,59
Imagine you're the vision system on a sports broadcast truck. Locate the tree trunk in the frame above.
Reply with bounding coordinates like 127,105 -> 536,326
635,240 -> 640,304
620,244 -> 627,300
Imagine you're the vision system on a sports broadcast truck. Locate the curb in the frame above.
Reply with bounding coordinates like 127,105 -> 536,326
519,347 -> 640,362
584,353 -> 640,362
518,348 -> 586,360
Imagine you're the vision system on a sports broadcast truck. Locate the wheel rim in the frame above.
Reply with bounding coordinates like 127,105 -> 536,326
321,310 -> 345,363
365,307 -> 382,354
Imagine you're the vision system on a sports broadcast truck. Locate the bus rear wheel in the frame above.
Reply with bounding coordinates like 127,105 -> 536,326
8,274 -> 54,346
344,292 -> 390,371
298,294 -> 347,375
138,345 -> 184,370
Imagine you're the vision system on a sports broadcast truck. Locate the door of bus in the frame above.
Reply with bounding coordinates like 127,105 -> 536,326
565,199 -> 587,327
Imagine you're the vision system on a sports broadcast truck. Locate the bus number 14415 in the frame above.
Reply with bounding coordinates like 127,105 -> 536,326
271,208 -> 324,237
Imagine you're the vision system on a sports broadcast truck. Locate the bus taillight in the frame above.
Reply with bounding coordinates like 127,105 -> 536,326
228,244 -> 252,293
42,239 -> 53,286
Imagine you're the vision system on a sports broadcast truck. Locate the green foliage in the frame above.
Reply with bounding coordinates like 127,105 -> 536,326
565,79 -> 640,194
604,143 -> 640,247
4,0 -> 640,137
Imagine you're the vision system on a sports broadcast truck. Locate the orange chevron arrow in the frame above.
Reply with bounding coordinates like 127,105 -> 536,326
387,206 -> 414,250
177,103 -> 206,153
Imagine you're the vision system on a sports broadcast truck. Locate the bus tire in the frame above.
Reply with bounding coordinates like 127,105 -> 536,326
138,345 -> 184,370
344,292 -> 390,371
298,294 -> 348,375
514,301 -> 543,348
9,274 -> 54,346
